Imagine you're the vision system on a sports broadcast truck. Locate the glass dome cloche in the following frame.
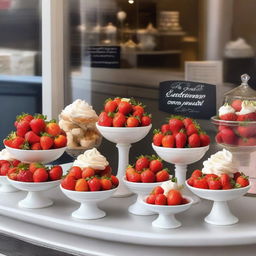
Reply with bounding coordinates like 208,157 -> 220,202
211,74 -> 256,166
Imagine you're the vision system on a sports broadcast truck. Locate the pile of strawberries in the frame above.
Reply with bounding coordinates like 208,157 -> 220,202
146,185 -> 189,206
153,115 -> 210,148
4,113 -> 67,150
126,155 -> 170,183
187,169 -> 249,190
61,165 -> 119,192
6,162 -> 63,182
98,97 -> 152,127
0,159 -> 20,176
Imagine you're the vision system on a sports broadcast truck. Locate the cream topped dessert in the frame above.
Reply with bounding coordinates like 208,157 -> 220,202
161,179 -> 179,196
73,148 -> 109,170
236,101 -> 256,115
0,149 -> 15,161
218,104 -> 235,116
202,149 -> 238,177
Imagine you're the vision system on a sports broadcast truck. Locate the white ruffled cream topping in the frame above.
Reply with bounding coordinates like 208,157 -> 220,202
0,149 -> 15,161
236,101 -> 256,115
73,148 -> 109,170
161,179 -> 178,196
202,149 -> 238,177
61,99 -> 98,120
219,104 -> 235,116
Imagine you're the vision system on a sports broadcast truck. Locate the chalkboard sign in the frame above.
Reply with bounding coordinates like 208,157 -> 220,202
85,46 -> 120,68
159,80 -> 216,119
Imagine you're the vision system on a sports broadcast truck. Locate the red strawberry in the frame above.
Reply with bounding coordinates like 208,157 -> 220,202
104,99 -> 118,113
187,177 -> 194,186
54,134 -> 67,148
152,186 -> 164,195
11,160 -> 21,167
155,194 -> 167,205
236,126 -> 255,138
135,155 -> 150,172
141,114 -> 151,126
149,158 -> 163,173
167,189 -> 182,205
25,131 -> 40,144
183,117 -> 193,128
15,113 -> 33,127
199,133 -> 210,146
100,165 -> 112,177
162,134 -> 175,148
193,177 -> 208,189
141,169 -> 155,183
168,117 -> 184,133
126,116 -> 139,127
17,120 -> 31,137
132,104 -> 144,116
126,167 -> 141,182
231,99 -> 242,112
49,165 -> 63,181
98,112 -> 113,127
191,169 -> 203,178
220,174 -> 232,188
29,163 -> 44,174
30,114 -> 46,135
146,194 -> 156,204
215,132 -> 223,143
118,101 -> 132,115
188,133 -> 200,148
156,169 -> 169,182
234,172 -> 242,181
153,129 -> 164,146
45,121 -> 61,137
113,97 -> 121,106
219,113 -> 237,121
0,162 -> 11,176
88,177 -> 102,191
33,168 -> 49,182
61,175 -> 76,190
175,130 -> 187,148
218,125 -> 230,132
12,137 -> 26,149
237,113 -> 256,121
186,123 -> 199,136
101,177 -> 112,190
220,128 -> 237,145
17,170 -> 33,182
113,112 -> 126,127
69,166 -> 82,179
238,137 -> 256,146
111,175 -> 119,187
161,124 -> 170,134
236,175 -> 249,187
82,167 -> 95,178
207,177 -> 222,190
31,143 -> 42,150
40,134 -> 54,150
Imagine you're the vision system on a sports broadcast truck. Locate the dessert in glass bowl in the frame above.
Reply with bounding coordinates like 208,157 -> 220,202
59,99 -> 102,158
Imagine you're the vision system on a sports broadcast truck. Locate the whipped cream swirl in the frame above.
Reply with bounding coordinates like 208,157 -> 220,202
161,179 -> 178,196
61,99 -> 98,119
0,149 -> 15,161
73,148 -> 109,170
219,104 -> 235,116
202,149 -> 238,177
236,101 -> 256,115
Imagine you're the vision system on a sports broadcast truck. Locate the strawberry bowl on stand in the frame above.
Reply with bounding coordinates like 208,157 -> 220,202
152,116 -> 210,203
96,97 -> 152,197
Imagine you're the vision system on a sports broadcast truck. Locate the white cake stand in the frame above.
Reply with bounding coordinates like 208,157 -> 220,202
0,176 -> 19,193
96,124 -> 152,197
152,144 -> 209,203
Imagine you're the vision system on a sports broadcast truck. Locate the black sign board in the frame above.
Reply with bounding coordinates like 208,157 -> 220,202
159,80 -> 216,119
85,46 -> 120,68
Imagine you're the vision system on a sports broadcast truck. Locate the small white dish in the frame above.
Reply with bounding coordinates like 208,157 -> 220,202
0,176 -> 19,193
141,196 -> 193,229
96,124 -> 152,197
5,146 -> 67,164
186,181 -> 251,225
7,178 -> 60,209
60,186 -> 118,220
123,176 -> 165,215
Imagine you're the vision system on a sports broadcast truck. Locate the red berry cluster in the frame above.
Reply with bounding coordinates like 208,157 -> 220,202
4,113 -> 67,150
61,165 -> 119,191
0,159 -> 21,176
187,169 -> 249,190
98,97 -> 152,127
126,155 -> 170,183
146,185 -> 189,206
153,115 -> 210,148
7,162 -> 63,182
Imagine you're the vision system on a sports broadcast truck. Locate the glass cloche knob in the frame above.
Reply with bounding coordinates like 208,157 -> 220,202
241,74 -> 250,85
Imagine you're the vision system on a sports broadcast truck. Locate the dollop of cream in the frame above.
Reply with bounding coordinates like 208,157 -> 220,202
0,149 -> 15,161
202,149 -> 238,177
219,104 -> 235,116
61,99 -> 98,120
236,101 -> 256,115
161,179 -> 178,196
121,98 -> 131,102
73,148 -> 109,170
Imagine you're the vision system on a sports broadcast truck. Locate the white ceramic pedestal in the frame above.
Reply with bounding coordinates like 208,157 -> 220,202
60,186 -> 118,220
0,176 -> 19,193
186,181 -> 251,225
141,196 -> 193,229
152,144 -> 209,204
7,178 -> 61,209
96,124 -> 152,197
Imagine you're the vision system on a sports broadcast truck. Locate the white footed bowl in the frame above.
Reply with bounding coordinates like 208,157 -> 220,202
60,186 -> 118,220
186,181 -> 251,225
123,176 -> 165,215
141,196 -> 193,229
8,178 -> 61,209
152,144 -> 209,165
5,146 -> 67,164
0,176 -> 19,193
96,124 -> 152,144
